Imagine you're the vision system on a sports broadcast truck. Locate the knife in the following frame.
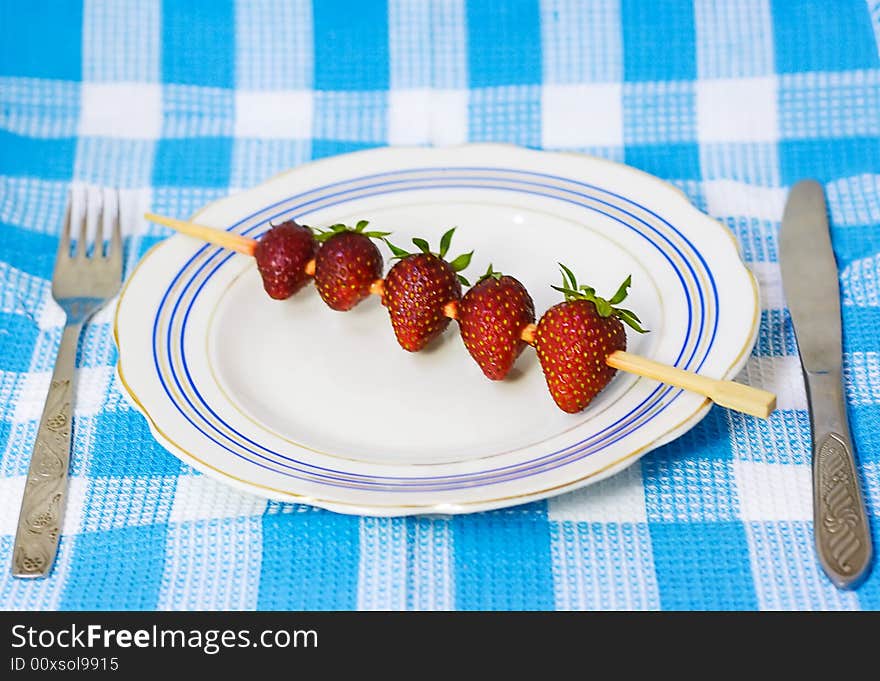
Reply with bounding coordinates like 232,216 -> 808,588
779,179 -> 872,589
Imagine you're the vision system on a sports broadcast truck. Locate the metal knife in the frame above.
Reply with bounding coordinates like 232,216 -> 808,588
779,179 -> 872,589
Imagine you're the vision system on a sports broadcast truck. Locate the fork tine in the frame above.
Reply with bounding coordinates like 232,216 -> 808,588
94,189 -> 105,259
57,188 -> 72,260
109,189 -> 123,269
75,186 -> 88,258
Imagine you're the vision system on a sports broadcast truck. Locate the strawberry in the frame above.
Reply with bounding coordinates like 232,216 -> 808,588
313,220 -> 388,311
254,220 -> 318,300
535,265 -> 646,413
457,265 -> 535,380
382,228 -> 473,352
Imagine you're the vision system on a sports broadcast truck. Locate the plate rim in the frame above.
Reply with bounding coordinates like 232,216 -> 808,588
114,143 -> 759,515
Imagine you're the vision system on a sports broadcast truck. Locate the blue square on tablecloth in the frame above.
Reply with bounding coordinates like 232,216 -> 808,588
87,411 -> 183,478
0,311 -> 40,373
0,223 -> 57,280
466,0 -> 542,88
153,137 -> 233,188
649,521 -> 758,610
258,510 -> 360,610
624,142 -> 701,180
771,0 -> 880,73
313,0 -> 390,91
0,132 -> 76,182
452,507 -> 555,610
833,225 -> 880,266
778,137 -> 880,185
620,0 -> 697,82
161,0 -> 235,88
60,526 -> 168,610
850,406 -> 880,468
0,1 -> 82,80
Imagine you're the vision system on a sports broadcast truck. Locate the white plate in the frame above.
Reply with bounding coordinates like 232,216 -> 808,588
115,145 -> 758,515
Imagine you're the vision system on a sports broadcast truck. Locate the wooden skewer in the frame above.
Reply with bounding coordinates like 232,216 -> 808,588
145,212 -> 777,419
606,351 -> 776,419
145,212 -> 258,256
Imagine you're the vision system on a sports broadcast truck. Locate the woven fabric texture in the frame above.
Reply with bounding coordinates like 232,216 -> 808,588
1,0 -> 880,610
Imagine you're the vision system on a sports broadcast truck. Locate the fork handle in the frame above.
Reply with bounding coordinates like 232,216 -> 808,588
12,322 -> 80,578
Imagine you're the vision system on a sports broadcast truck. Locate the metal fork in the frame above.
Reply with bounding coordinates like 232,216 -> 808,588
12,188 -> 123,578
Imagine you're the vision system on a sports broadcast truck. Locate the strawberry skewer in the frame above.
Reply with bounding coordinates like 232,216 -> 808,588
145,212 -> 385,302
145,213 -> 776,418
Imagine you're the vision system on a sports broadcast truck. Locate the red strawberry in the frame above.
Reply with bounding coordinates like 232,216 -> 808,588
457,265 -> 535,380
313,220 -> 387,311
382,228 -> 473,352
535,266 -> 646,413
254,220 -> 317,300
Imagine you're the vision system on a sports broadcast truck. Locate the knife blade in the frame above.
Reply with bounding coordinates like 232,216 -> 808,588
779,179 -> 872,589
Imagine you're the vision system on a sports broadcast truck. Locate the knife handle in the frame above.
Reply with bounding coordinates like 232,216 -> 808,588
805,370 -> 873,589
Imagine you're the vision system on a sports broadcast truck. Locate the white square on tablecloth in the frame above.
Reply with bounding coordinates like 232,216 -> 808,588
234,90 -> 314,140
79,82 -> 162,139
169,474 -> 267,523
696,76 -> 779,142
547,462 -> 647,523
430,89 -> 469,146
733,460 -> 811,522
703,179 -> 787,222
388,88 -> 431,145
541,83 -> 623,148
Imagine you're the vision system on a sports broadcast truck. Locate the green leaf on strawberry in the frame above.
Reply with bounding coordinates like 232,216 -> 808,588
551,264 -> 648,333
383,227 -> 474,286
313,219 -> 391,243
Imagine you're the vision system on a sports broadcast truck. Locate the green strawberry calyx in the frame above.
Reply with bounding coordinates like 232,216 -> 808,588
383,227 -> 474,286
313,219 -> 391,243
551,264 -> 648,333
476,263 -> 504,284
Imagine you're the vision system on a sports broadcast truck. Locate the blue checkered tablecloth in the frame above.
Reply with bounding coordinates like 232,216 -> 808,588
1,0 -> 879,611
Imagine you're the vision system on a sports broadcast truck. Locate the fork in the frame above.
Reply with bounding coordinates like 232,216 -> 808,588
11,188 -> 123,578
